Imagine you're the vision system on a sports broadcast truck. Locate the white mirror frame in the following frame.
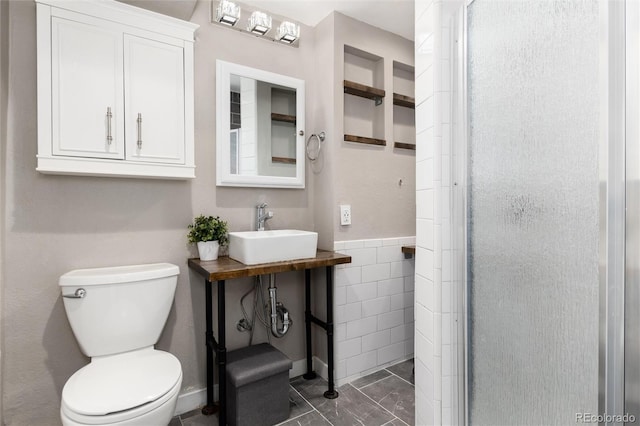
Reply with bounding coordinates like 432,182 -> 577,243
216,60 -> 306,188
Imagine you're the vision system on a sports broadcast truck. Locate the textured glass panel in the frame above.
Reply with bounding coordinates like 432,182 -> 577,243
467,1 -> 600,424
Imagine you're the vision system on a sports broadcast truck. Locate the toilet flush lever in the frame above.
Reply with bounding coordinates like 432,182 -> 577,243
63,288 -> 86,299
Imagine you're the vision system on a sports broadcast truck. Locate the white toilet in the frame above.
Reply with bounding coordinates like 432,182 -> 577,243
59,263 -> 183,426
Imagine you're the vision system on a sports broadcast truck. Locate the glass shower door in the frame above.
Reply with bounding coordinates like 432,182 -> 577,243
466,0 -> 601,423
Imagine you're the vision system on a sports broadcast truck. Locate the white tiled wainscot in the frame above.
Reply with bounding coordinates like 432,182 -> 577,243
333,237 -> 416,385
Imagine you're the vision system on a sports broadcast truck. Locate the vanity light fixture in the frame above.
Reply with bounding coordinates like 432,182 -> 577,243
211,1 -> 300,47
275,21 -> 300,44
248,11 -> 272,35
215,0 -> 241,26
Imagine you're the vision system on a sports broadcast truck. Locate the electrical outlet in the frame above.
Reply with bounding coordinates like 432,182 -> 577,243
340,204 -> 352,226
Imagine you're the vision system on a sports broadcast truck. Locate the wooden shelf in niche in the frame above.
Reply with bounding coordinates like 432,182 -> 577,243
272,156 -> 296,164
393,93 -> 415,109
344,80 -> 385,105
401,245 -> 416,255
344,134 -> 386,146
271,113 -> 296,124
394,142 -> 416,150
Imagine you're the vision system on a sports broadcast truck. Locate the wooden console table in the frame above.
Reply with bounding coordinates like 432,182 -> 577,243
188,250 -> 351,425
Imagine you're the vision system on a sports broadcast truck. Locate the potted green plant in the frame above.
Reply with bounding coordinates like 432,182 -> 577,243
188,215 -> 229,261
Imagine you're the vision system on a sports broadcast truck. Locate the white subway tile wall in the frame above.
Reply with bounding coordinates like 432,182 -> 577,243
415,0 -> 462,424
333,237 -> 415,385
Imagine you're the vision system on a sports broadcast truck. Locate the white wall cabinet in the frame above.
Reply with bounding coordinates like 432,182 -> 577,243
51,16 -> 125,160
124,35 -> 185,165
36,0 -> 198,179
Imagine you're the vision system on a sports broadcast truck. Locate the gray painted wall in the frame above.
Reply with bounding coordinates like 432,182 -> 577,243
310,12 -> 416,247
332,13 -> 416,241
309,11 -> 416,368
310,13 -> 337,251
0,0 -> 8,421
2,1 -> 317,423
1,2 -> 414,424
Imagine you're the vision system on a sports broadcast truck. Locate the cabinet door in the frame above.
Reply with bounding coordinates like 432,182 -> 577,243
124,35 -> 185,164
51,17 -> 124,159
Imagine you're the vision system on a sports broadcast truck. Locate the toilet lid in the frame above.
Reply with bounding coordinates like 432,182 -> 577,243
62,349 -> 182,416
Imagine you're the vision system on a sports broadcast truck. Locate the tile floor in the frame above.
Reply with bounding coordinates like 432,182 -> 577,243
171,358 -> 415,426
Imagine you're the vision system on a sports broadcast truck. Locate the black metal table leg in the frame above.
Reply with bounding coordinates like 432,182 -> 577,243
324,266 -> 338,399
303,269 -> 317,380
217,280 -> 227,426
202,280 -> 218,416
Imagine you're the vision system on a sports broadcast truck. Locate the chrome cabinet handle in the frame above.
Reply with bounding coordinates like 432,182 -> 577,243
63,288 -> 86,299
106,107 -> 113,145
137,113 -> 142,149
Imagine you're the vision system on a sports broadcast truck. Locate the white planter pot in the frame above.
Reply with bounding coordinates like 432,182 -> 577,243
197,240 -> 220,261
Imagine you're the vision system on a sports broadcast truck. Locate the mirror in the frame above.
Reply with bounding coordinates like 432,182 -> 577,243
216,60 -> 305,188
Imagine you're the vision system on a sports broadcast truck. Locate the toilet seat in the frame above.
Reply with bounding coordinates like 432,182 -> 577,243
61,348 -> 182,425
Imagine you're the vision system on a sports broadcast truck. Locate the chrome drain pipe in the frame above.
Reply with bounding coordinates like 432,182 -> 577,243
268,274 -> 291,338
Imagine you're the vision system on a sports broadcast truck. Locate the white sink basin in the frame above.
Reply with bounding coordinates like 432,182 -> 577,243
228,230 -> 318,265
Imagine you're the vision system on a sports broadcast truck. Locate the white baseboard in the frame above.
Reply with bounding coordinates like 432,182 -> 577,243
174,357 -> 324,416
312,356 -> 328,381
290,358 -> 307,378
335,355 -> 414,387
174,386 -> 211,416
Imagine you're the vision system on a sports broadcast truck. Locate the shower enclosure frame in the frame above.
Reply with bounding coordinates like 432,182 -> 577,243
450,0 -> 627,423
625,0 -> 640,419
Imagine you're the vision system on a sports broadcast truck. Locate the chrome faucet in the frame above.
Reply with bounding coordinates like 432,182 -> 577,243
256,203 -> 273,231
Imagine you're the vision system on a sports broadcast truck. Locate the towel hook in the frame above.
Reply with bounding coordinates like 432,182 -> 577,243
306,132 -> 326,161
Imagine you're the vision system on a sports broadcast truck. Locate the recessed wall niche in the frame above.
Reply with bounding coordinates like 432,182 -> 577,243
392,61 -> 415,150
343,45 -> 386,146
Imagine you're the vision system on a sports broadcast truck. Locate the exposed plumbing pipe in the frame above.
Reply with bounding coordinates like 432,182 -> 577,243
268,274 -> 291,338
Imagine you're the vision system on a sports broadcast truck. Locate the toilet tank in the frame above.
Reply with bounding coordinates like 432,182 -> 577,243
59,263 -> 179,358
